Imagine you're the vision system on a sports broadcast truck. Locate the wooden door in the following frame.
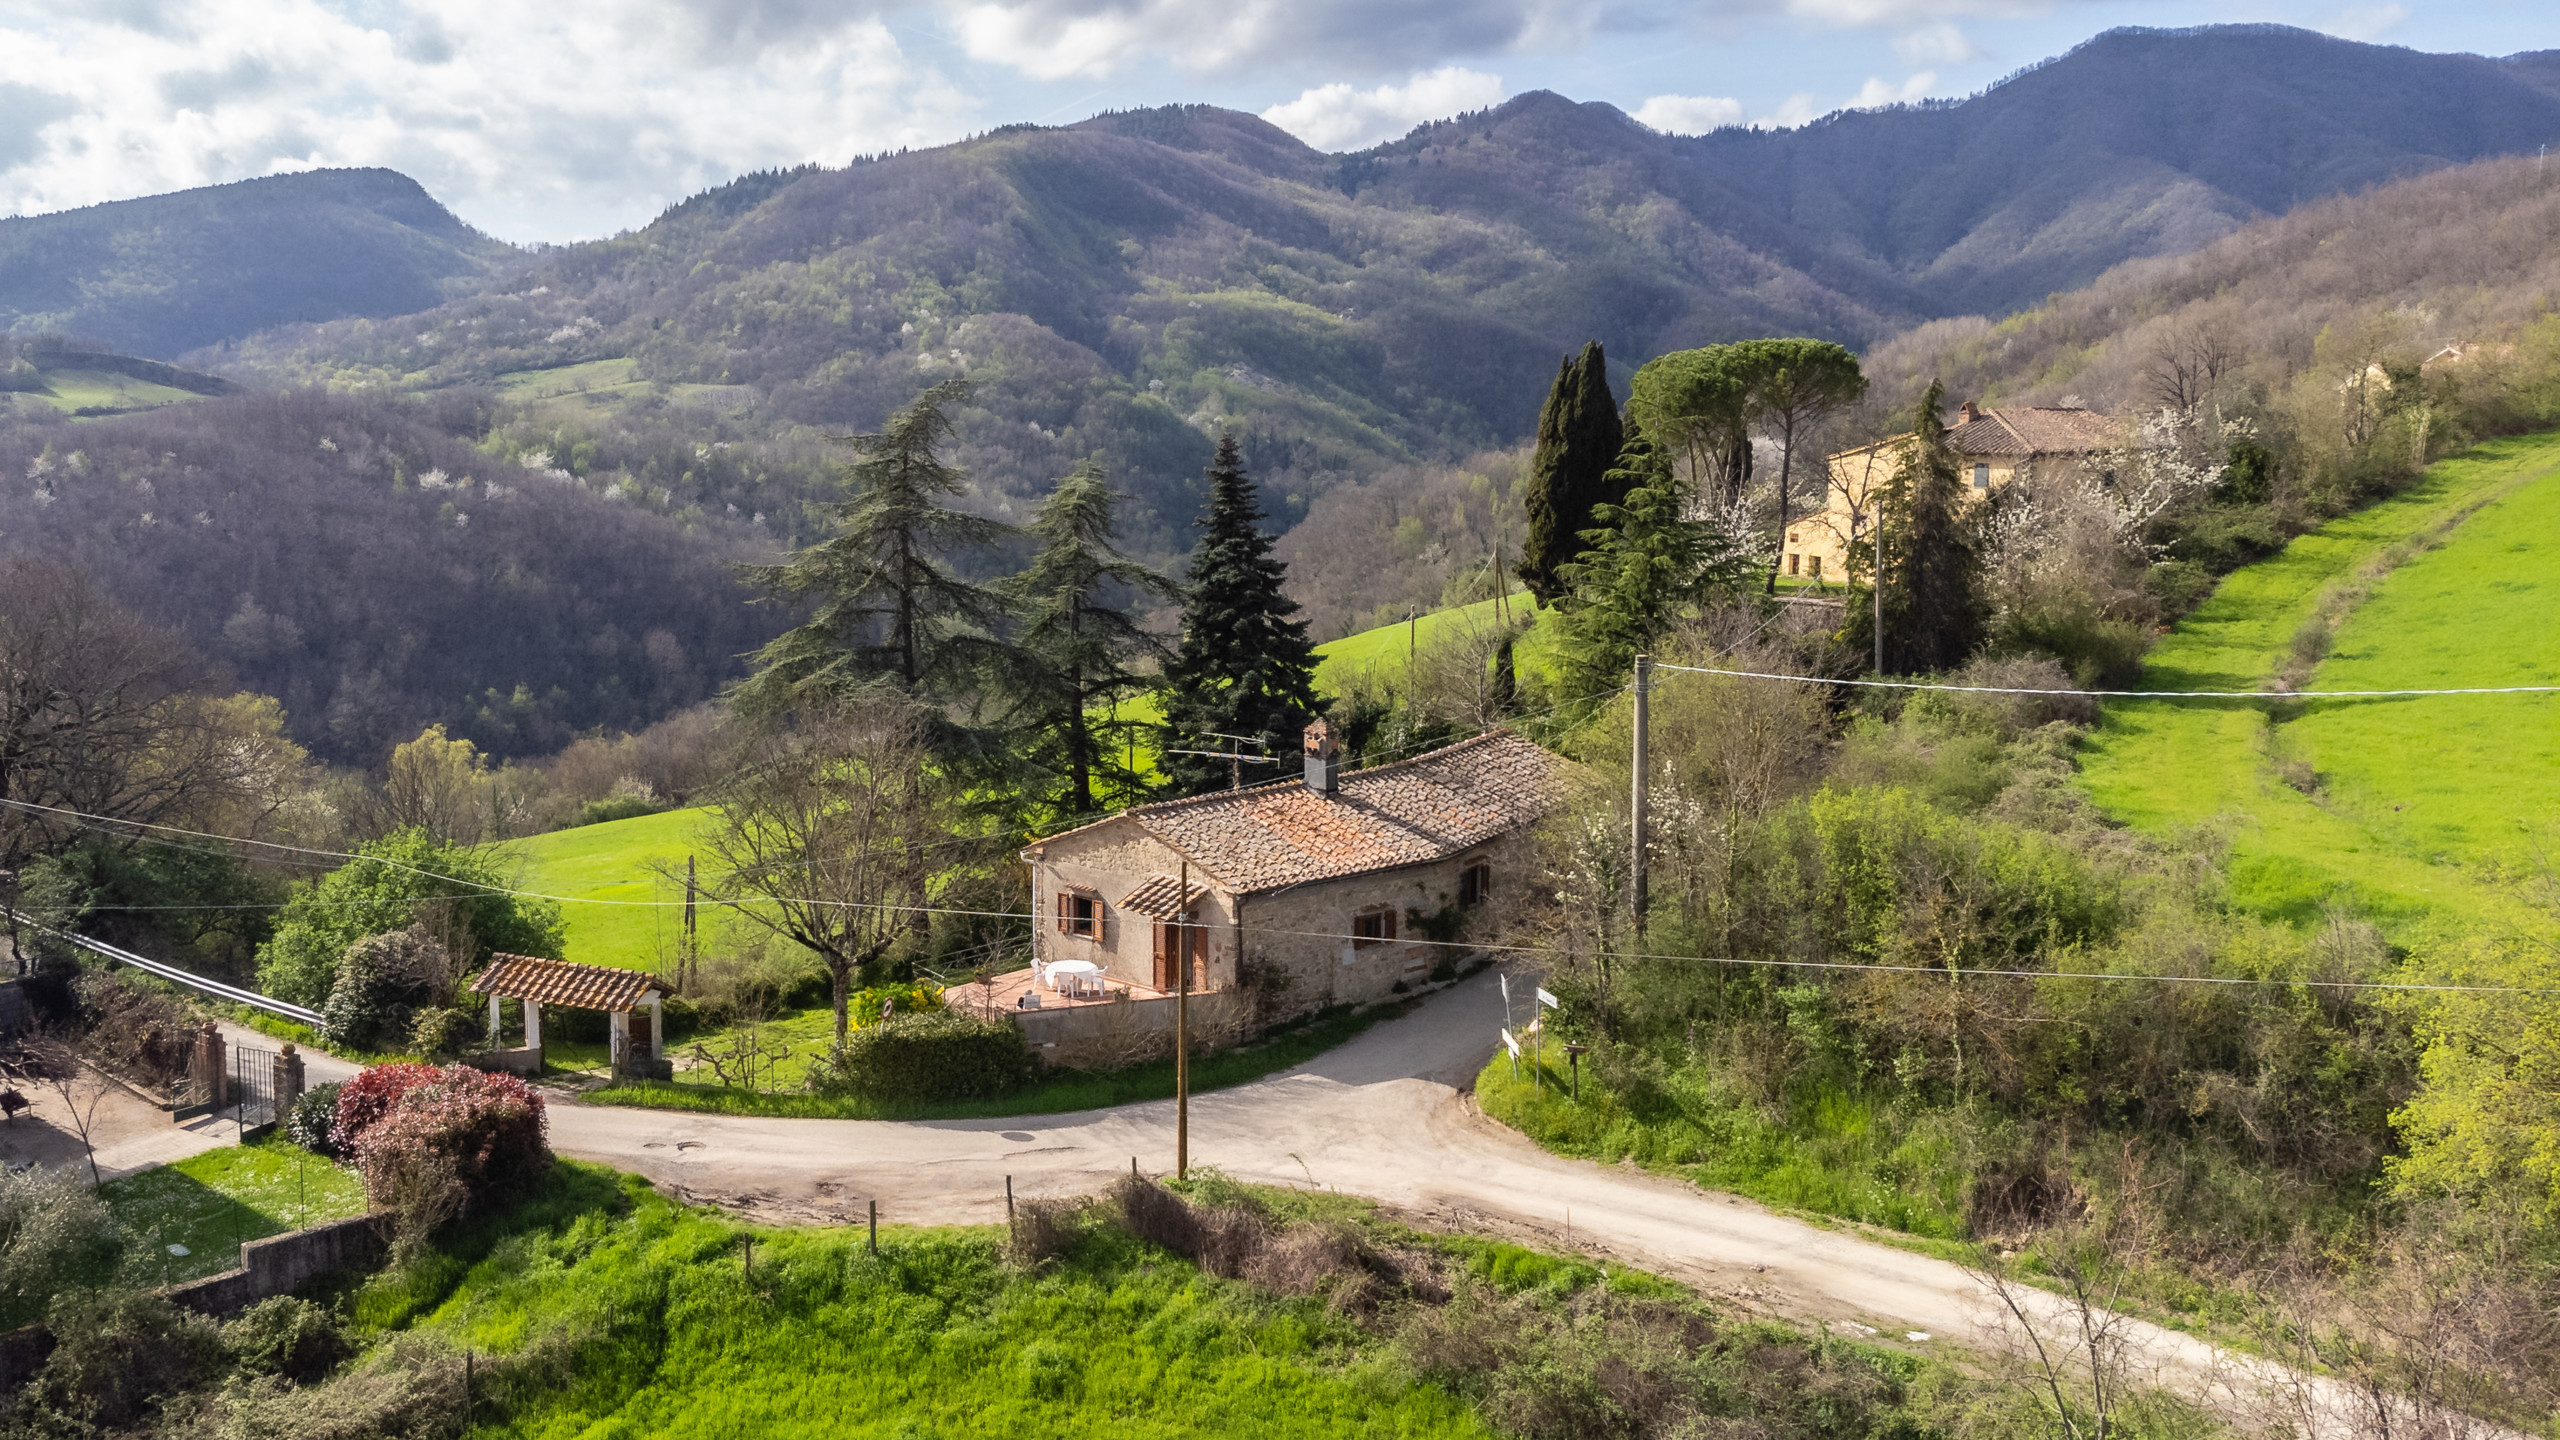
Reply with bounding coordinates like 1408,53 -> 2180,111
629,1009 -> 652,1055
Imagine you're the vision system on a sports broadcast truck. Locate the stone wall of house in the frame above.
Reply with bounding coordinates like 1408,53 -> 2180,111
1236,834 -> 1530,1024
1033,820 -> 1239,994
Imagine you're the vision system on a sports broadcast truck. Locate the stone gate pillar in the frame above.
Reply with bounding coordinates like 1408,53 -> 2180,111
192,1021 -> 226,1107
274,1043 -> 305,1107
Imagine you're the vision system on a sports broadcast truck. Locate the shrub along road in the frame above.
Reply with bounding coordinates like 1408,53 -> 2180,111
540,966 -> 2407,1431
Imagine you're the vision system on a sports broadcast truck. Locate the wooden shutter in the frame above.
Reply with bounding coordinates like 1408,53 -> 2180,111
1152,923 -> 1175,992
1383,909 -> 1398,941
1056,891 -> 1071,933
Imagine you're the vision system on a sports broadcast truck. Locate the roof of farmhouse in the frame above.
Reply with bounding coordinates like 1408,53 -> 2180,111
1029,731 -> 1567,894
1832,403 -> 2122,464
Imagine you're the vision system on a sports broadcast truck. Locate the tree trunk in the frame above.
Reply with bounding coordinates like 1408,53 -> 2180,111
831,961 -> 851,1043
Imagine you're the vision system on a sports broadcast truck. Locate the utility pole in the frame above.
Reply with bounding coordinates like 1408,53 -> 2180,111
1872,503 -> 1885,675
1630,653 -> 1650,937
682,855 -> 698,993
1175,859 -> 1190,1179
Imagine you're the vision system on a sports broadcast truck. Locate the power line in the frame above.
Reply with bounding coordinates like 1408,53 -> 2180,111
16,795 -> 2558,996
1652,662 -> 2560,701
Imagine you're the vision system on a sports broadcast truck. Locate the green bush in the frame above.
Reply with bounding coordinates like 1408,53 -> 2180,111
286,1081 -> 346,1158
0,1166 -> 126,1330
223,1295 -> 351,1384
408,1006 -> 480,1059
805,1011 -> 1032,1102
256,827 -> 564,1007
318,929 -> 445,1052
575,794 -> 665,827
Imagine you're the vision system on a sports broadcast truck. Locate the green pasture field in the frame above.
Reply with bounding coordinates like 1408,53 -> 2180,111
505,806 -> 708,972
98,1134 -> 365,1285
1311,594 -> 1563,697
364,1164 -> 1495,1439
2077,430 -> 2560,935
489,357 -> 755,414
31,367 -> 204,415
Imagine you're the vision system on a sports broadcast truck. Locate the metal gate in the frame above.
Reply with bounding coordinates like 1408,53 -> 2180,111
226,1044 -> 281,1131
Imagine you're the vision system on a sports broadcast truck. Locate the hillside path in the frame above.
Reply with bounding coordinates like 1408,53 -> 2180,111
547,967 -> 2388,1430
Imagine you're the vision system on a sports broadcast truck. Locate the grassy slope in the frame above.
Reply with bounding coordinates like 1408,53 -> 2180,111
369,1166 -> 1493,1439
1311,594 -> 1563,697
504,807 -> 708,971
33,368 -> 205,414
99,1135 -> 365,1285
2077,431 -> 2560,935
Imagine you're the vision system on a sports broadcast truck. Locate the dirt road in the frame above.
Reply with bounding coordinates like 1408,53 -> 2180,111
544,967 -> 2394,1428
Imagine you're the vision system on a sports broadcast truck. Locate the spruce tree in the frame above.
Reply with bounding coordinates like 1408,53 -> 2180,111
1158,436 -> 1320,796
733,380 -> 1017,714
1001,460 -> 1178,824
1516,341 -> 1626,608
1845,379 -> 1987,673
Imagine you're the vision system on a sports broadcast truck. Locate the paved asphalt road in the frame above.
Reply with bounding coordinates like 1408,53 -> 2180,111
538,966 -> 2407,1431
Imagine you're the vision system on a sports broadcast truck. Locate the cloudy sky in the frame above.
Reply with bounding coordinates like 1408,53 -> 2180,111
0,0 -> 2550,244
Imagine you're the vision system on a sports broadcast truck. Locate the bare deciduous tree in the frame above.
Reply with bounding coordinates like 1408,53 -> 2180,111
697,689 -> 952,1043
18,1034 -> 118,1189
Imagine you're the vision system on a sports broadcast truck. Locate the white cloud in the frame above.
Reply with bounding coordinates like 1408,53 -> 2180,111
1261,67 -> 1506,152
2324,3 -> 2409,41
1632,93 -> 1745,135
0,0 -> 981,243
1847,71 -> 1938,108
954,0 -> 1580,80
1893,21 -> 1980,65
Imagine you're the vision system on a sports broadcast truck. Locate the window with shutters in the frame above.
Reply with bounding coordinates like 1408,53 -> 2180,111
1351,906 -> 1396,948
1055,890 -> 1099,938
1459,859 -> 1492,907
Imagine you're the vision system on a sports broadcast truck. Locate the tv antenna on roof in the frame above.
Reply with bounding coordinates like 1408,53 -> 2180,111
1164,732 -> 1278,790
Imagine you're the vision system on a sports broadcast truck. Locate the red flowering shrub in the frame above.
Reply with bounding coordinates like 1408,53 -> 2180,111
332,1063 -> 444,1149
344,1065 -> 550,1218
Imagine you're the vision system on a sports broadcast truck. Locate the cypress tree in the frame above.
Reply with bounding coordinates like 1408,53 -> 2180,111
1845,379 -> 1987,673
1158,436 -> 1321,796
732,379 -> 1016,713
1516,341 -> 1626,608
1001,460 -> 1177,825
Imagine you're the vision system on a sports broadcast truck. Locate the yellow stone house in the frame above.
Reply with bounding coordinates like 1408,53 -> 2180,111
1783,401 -> 2123,585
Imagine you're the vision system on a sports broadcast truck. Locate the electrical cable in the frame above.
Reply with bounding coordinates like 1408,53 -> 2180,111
1652,661 -> 2560,700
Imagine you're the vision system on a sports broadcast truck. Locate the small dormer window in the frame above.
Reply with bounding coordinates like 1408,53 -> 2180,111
1971,464 -> 1990,491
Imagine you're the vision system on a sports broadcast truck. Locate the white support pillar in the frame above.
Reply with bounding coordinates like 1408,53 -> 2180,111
525,1000 -> 542,1051
609,1008 -> 630,1074
487,993 -> 502,1049
647,993 -> 664,1061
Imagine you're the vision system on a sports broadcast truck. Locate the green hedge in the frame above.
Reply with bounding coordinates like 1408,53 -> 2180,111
805,1012 -> 1032,1103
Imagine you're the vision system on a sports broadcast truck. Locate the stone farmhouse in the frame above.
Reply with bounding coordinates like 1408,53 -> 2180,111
1785,401 -> 2122,585
1014,724 -> 1567,1044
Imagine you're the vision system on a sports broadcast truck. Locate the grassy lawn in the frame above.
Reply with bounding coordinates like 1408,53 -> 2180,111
588,1000 -> 1398,1120
98,1135 -> 366,1285
505,807 -> 709,971
2076,429 -> 2560,937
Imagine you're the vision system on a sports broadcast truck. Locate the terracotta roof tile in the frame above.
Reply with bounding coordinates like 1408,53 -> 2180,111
1947,406 -> 2117,458
1093,731 -> 1566,893
1119,874 -> 1209,918
471,955 -> 662,1011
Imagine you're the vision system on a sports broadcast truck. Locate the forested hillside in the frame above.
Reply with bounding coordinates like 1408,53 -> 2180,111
0,169 -> 520,359
194,27 -> 2560,569
0,392 -> 772,763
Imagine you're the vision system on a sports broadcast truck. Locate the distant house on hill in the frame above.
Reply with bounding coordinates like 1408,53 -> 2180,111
1785,401 -> 2125,585
1012,725 -> 1566,1046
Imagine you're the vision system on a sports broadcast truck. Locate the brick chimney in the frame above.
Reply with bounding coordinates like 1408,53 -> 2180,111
1958,400 -> 1980,426
1302,719 -> 1339,795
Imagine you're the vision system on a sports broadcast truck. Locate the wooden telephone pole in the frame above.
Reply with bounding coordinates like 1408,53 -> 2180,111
1176,859 -> 1190,1178
1631,654 -> 1651,938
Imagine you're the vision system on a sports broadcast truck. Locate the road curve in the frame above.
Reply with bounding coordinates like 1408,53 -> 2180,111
546,966 -> 2404,1431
